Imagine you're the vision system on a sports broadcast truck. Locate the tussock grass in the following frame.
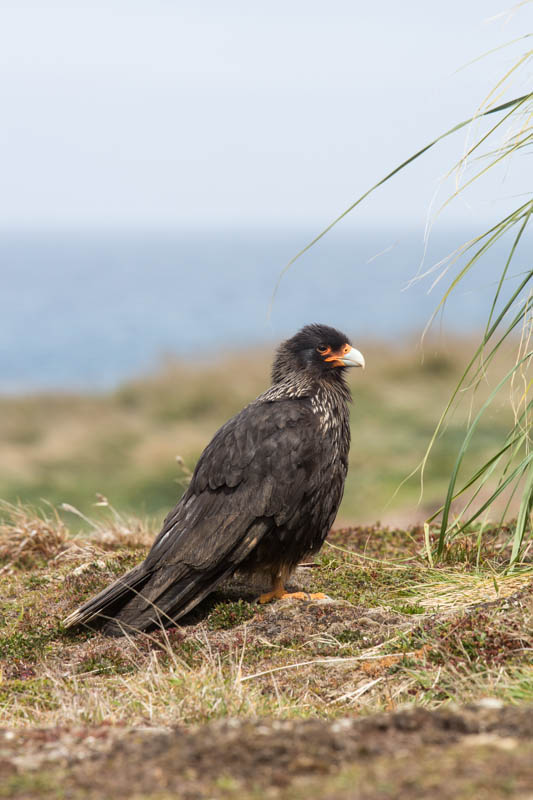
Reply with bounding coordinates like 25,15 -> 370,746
0,502 -> 69,569
393,569 -> 532,613
0,499 -> 153,569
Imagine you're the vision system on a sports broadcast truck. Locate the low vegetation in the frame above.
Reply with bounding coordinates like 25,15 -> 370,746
0,504 -> 532,796
0,505 -> 533,798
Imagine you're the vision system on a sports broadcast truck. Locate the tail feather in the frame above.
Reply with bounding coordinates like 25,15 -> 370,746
63,524 -> 268,636
62,563 -> 152,630
100,564 -> 233,636
63,562 -> 233,636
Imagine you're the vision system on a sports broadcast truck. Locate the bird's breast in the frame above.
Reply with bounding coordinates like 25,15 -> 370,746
310,394 -> 334,433
310,388 -> 350,458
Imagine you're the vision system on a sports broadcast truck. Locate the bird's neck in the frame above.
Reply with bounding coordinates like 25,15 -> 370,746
260,370 -> 352,405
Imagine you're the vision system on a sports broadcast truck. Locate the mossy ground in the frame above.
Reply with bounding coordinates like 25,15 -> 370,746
0,506 -> 532,797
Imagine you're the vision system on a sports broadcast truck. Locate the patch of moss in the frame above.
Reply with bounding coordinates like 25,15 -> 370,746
208,600 -> 258,630
311,550 -> 426,611
106,551 -> 145,573
336,629 -> 365,644
311,554 -> 367,605
391,602 -> 426,615
0,772 -> 62,799
24,574 -> 51,589
0,628 -> 55,660
76,646 -> 134,676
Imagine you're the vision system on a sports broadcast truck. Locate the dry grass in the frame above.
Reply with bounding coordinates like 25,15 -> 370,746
0,500 -> 153,570
0,502 -> 69,570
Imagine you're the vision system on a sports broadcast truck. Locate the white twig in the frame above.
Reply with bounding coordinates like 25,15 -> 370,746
329,676 -> 384,705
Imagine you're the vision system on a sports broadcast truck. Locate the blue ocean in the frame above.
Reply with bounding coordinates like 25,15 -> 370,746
0,226 -> 527,391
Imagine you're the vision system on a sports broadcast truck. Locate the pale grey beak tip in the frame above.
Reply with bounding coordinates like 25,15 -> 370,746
342,346 -> 365,369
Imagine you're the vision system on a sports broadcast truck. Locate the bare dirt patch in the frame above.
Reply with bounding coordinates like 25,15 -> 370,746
1,704 -> 533,798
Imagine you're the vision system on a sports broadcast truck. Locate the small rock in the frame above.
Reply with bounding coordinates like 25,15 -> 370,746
474,698 -> 505,710
463,734 -> 518,750
71,559 -> 107,576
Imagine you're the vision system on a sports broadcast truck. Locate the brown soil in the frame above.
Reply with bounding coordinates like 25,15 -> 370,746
2,704 -> 533,799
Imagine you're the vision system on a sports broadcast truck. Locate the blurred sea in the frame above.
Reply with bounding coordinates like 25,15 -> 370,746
1,227 -> 528,392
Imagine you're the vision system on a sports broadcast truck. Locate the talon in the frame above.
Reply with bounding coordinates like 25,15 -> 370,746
281,591 -> 308,600
259,590 -> 320,603
258,589 -> 307,603
258,577 -> 327,605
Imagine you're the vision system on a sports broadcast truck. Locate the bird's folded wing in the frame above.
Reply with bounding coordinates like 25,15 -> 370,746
145,397 -> 322,572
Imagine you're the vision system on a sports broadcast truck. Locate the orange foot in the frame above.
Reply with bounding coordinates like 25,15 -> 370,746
258,590 -> 328,604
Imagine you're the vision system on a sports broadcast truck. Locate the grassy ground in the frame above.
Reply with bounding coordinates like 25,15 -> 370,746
1,506 -> 532,797
0,337 -> 520,529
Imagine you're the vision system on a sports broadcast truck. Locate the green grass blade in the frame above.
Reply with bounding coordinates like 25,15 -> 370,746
446,453 -> 533,543
271,92 -> 533,304
511,462 -> 533,565
437,351 -> 533,557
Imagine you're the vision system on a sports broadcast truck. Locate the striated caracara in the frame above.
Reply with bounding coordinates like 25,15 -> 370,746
63,324 -> 365,636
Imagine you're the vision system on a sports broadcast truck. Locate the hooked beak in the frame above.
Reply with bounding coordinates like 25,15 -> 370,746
340,346 -> 365,369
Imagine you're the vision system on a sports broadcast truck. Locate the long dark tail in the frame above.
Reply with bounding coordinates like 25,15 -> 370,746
63,562 -> 233,637
62,563 -> 153,633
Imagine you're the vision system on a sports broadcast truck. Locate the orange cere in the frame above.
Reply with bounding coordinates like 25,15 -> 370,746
324,343 -> 350,367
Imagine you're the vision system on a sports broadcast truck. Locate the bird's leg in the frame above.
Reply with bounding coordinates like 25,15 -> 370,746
258,574 -> 327,604
258,576 -> 307,603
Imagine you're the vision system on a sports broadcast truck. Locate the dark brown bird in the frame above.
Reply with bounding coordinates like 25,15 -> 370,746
63,324 -> 365,636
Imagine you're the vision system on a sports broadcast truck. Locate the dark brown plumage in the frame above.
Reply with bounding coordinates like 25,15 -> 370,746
63,324 -> 365,636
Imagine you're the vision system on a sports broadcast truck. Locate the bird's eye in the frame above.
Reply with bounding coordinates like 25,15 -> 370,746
316,344 -> 329,355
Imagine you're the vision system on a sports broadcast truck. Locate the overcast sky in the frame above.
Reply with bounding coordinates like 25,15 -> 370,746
0,1 -> 530,230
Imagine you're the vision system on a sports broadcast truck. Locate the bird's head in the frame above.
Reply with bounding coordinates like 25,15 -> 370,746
271,324 -> 365,385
